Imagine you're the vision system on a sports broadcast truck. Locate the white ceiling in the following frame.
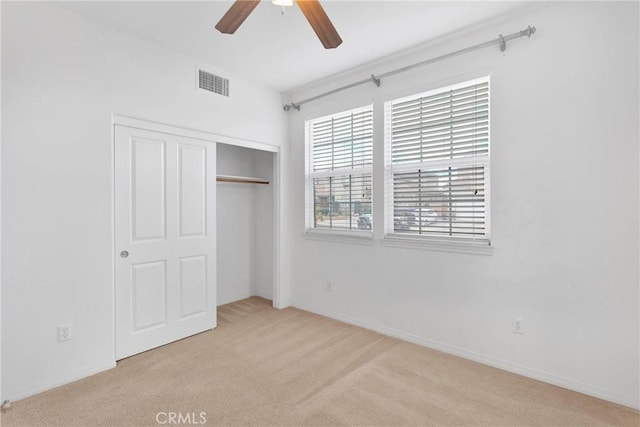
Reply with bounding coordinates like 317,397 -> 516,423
57,1 -> 532,92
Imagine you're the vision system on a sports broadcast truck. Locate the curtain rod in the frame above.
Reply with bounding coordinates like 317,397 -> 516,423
283,25 -> 536,112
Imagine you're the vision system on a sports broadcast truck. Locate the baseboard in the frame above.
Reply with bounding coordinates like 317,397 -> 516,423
218,292 -> 254,306
294,302 -> 640,411
252,291 -> 274,303
6,360 -> 116,403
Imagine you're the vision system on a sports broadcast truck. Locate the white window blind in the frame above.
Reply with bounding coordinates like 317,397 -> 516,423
384,77 -> 490,243
305,106 -> 373,232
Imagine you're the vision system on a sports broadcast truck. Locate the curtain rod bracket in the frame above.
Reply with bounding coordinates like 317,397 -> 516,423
498,34 -> 506,52
370,74 -> 381,87
283,102 -> 301,112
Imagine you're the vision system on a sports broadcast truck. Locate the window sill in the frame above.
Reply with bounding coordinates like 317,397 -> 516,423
381,234 -> 493,255
303,230 -> 375,246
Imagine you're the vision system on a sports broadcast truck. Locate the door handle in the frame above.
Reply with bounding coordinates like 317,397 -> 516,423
120,250 -> 129,259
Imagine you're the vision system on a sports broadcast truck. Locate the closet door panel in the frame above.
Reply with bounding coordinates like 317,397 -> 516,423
131,137 -> 166,241
131,260 -> 167,331
178,144 -> 207,238
178,255 -> 208,318
115,125 -> 216,360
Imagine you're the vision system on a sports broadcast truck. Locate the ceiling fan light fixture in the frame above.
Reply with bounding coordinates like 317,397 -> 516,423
216,0 -> 342,49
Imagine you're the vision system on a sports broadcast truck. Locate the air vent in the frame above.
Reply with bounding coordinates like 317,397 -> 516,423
198,68 -> 229,97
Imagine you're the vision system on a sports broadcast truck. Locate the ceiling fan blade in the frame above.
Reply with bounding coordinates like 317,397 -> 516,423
295,0 -> 343,49
215,0 -> 261,34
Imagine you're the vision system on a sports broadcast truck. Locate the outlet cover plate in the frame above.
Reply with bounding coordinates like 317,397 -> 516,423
58,324 -> 72,342
512,318 -> 524,334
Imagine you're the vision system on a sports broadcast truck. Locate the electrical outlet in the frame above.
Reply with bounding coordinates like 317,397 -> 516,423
58,324 -> 72,342
326,281 -> 334,291
512,318 -> 524,334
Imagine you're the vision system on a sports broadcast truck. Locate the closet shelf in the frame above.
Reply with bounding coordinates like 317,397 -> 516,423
216,174 -> 270,185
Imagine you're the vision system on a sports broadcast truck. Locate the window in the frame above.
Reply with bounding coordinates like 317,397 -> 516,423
384,77 -> 490,244
305,106 -> 373,232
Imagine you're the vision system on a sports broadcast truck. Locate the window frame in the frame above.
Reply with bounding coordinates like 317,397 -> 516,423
305,105 -> 374,237
383,76 -> 492,248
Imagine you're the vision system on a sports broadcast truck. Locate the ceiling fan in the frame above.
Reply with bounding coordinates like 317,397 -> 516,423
215,0 -> 343,49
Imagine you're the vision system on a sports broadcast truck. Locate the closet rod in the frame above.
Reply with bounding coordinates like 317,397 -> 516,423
282,25 -> 536,111
216,175 -> 270,185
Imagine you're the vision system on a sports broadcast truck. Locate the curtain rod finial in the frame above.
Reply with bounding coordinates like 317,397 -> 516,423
524,26 -> 536,37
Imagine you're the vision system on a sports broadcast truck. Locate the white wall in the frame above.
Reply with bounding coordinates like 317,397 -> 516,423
285,2 -> 639,409
1,2 -> 285,401
253,149 -> 275,300
217,144 -> 274,305
0,0 -> 3,405
217,144 -> 257,305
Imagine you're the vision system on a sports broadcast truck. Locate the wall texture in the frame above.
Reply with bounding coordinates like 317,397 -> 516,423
2,0 -> 638,411
1,2 -> 285,401
285,2 -> 639,408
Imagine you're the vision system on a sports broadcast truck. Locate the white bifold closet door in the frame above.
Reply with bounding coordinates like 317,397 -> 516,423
115,125 -> 216,360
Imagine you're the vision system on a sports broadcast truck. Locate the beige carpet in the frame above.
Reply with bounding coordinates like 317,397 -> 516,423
2,297 -> 638,426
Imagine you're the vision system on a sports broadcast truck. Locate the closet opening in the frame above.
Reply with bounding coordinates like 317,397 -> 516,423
216,143 -> 276,307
